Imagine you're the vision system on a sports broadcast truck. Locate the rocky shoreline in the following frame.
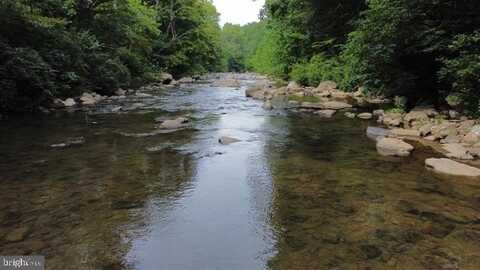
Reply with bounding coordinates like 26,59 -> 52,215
246,78 -> 480,178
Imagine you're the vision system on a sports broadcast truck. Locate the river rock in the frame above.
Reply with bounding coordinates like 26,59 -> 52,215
440,134 -> 461,144
458,120 -> 476,135
431,121 -> 457,139
286,81 -> 302,92
418,123 -> 433,136
367,127 -> 391,140
63,98 -> 76,107
158,117 -> 190,130
391,128 -> 421,137
373,110 -> 385,117
300,102 -> 323,109
330,90 -> 350,101
380,112 -> 403,127
315,81 -> 337,93
462,132 -> 480,145
5,226 -> 30,243
159,73 -> 173,84
376,138 -> 414,157
51,98 -> 66,109
246,84 -> 266,99
213,79 -> 241,88
321,101 -> 352,110
345,112 -> 356,119
358,113 -> 373,120
449,110 -> 460,119
179,77 -> 195,84
425,158 -> 480,177
219,136 -> 241,145
316,110 -> 336,118
442,143 -> 474,160
80,93 -> 95,105
115,89 -> 127,96
404,110 -> 429,127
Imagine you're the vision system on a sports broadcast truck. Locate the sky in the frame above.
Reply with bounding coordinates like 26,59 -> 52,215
212,0 -> 265,26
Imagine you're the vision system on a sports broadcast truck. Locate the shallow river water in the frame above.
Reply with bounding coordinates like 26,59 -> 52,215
1,78 -> 480,270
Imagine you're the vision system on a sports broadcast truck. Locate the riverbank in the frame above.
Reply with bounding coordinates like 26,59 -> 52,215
245,78 -> 480,178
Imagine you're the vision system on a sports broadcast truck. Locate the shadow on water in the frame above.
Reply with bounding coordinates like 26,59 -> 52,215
265,113 -> 480,270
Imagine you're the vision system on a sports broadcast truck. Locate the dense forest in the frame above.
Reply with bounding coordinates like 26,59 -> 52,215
0,0 -> 224,113
1,0 -> 479,115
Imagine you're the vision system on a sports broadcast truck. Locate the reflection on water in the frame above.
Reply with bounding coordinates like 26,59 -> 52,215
1,80 -> 480,270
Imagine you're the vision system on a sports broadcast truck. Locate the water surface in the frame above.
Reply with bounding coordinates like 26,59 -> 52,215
1,79 -> 479,269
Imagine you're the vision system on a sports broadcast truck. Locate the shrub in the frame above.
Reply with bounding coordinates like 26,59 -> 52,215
0,43 -> 54,112
439,32 -> 480,116
290,54 -> 343,87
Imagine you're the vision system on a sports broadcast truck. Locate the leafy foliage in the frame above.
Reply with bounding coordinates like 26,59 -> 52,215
0,0 -> 224,113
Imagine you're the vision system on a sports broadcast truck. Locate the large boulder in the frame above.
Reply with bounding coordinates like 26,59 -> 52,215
376,138 -> 414,157
425,158 -> 480,177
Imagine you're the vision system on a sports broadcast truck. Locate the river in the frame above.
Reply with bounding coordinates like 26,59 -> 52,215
1,75 -> 480,269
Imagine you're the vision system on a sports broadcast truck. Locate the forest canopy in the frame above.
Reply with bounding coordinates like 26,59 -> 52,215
0,0 -> 224,112
1,0 -> 479,115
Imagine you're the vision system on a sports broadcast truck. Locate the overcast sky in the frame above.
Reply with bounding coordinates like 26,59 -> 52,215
212,0 -> 265,26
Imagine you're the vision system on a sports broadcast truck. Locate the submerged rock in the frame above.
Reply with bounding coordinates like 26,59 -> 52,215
345,112 -> 356,119
158,117 -> 190,130
376,138 -> 414,157
425,158 -> 480,177
316,110 -> 336,118
5,226 -> 30,243
219,136 -> 241,145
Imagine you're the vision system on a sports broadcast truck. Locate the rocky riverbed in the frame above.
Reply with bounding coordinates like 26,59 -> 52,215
1,73 -> 480,269
246,78 -> 480,178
